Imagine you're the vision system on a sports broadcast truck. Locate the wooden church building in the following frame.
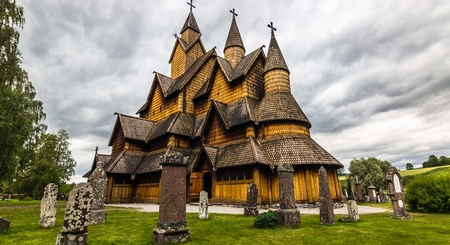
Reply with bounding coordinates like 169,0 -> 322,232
84,4 -> 343,205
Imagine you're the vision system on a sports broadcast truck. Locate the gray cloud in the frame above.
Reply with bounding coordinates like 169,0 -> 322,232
17,0 -> 450,180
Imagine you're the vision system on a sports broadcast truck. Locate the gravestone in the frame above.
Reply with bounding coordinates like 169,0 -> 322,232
367,184 -> 377,203
153,152 -> 190,244
386,167 -> 410,218
276,162 -> 300,228
346,178 -> 354,200
0,217 -> 11,231
198,191 -> 208,219
40,183 -> 58,227
87,161 -> 108,224
244,183 -> 259,216
379,188 -> 388,203
56,183 -> 93,245
354,178 -> 364,203
318,166 -> 335,225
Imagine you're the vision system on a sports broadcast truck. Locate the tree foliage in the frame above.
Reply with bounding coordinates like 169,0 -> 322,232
1,1 -> 76,196
0,0 -> 45,182
406,163 -> 414,170
422,155 -> 450,168
16,129 -> 76,198
348,157 -> 391,194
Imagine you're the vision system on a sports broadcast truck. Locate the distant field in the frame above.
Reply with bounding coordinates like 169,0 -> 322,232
339,165 -> 450,180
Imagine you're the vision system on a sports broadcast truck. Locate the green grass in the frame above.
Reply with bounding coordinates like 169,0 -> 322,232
399,165 -> 450,177
1,201 -> 450,244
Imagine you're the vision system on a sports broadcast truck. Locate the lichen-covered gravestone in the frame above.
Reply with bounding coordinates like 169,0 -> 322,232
341,200 -> 359,222
318,166 -> 335,225
198,191 -> 208,219
386,167 -> 410,218
40,183 -> 58,227
0,217 -> 11,231
87,161 -> 108,224
244,183 -> 259,216
56,183 -> 93,245
276,162 -> 300,228
153,152 -> 190,244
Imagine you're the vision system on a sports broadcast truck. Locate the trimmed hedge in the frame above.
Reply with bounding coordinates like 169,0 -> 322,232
254,210 -> 278,228
405,172 -> 450,213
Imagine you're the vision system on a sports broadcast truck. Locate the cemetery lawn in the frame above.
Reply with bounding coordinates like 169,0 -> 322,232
1,201 -> 450,244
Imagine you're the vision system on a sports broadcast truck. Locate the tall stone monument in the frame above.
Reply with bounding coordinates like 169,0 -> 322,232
346,177 -> 354,200
153,151 -> 190,244
354,177 -> 363,203
244,183 -> 259,216
367,184 -> 377,203
87,161 -> 108,224
318,166 -> 335,225
276,163 -> 300,228
56,183 -> 94,245
40,183 -> 58,227
385,167 -> 410,218
198,191 -> 208,220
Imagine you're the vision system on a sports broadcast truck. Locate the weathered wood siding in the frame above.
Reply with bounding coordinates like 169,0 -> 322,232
111,127 -> 125,155
209,69 -> 243,104
242,57 -> 265,100
183,57 -> 215,114
110,184 -> 134,203
135,183 -> 160,203
145,85 -> 179,121
258,122 -> 310,138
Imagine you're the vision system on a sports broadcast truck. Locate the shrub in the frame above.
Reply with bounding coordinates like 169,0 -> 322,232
254,210 -> 278,228
405,172 -> 450,213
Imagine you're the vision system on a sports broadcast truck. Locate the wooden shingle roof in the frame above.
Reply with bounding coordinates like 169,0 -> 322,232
109,150 -> 146,174
82,153 -> 113,177
215,138 -> 270,168
147,112 -> 195,141
133,149 -> 166,174
263,28 -> 289,75
255,92 -> 311,127
259,135 -> 343,167
209,97 -> 257,130
181,10 -> 201,34
217,47 -> 265,82
224,14 -> 245,52
108,113 -> 155,146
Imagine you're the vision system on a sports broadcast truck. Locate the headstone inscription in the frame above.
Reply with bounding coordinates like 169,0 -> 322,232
198,191 -> 208,219
56,183 -> 93,245
244,183 -> 259,216
87,161 -> 108,224
40,183 -> 58,227
276,162 -> 300,228
153,151 -> 190,244
385,167 -> 410,218
318,166 -> 335,225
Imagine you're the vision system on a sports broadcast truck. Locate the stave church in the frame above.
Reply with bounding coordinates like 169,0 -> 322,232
84,3 -> 344,205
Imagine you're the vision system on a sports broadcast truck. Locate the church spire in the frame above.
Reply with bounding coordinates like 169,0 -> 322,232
263,22 -> 289,75
180,0 -> 201,34
224,8 -> 245,69
263,22 -> 291,94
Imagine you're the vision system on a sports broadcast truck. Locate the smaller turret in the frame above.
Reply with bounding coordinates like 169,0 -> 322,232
224,9 -> 245,69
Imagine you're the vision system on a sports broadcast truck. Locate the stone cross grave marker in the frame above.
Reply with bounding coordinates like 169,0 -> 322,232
198,191 -> 208,219
88,161 -> 108,224
56,183 -> 93,245
276,162 -> 300,228
386,167 -> 410,218
40,183 -> 58,227
244,183 -> 259,216
319,166 -> 335,225
153,151 -> 190,244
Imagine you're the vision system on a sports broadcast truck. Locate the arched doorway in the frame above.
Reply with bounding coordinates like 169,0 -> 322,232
203,172 -> 212,199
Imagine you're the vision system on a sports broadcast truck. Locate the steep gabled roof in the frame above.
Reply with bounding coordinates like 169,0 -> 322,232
255,92 -> 311,127
217,47 -> 265,82
109,150 -> 146,174
193,113 -> 207,138
259,135 -> 343,167
181,10 -> 201,34
263,26 -> 289,74
207,98 -> 258,131
82,153 -> 112,178
108,113 -> 155,146
147,112 -> 196,141
224,13 -> 245,52
133,149 -> 166,174
168,35 -> 206,64
215,138 -> 270,168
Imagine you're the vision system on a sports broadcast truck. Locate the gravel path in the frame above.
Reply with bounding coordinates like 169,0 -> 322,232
106,203 -> 388,215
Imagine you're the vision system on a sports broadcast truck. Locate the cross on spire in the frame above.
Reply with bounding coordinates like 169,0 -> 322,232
187,0 -> 195,12
95,146 -> 98,154
267,22 -> 277,32
230,8 -> 238,17
173,33 -> 178,38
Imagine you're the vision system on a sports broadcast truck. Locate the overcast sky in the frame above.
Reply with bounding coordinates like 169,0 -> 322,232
17,0 -> 450,183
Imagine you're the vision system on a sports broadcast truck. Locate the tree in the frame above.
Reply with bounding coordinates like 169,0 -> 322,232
16,129 -> 76,198
422,155 -> 449,168
406,163 -> 414,170
348,157 -> 391,194
0,0 -> 45,182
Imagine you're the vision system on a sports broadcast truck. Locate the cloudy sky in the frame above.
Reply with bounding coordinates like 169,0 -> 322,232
17,0 -> 450,183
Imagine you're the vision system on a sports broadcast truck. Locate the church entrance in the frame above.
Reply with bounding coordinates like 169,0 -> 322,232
203,172 -> 212,198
